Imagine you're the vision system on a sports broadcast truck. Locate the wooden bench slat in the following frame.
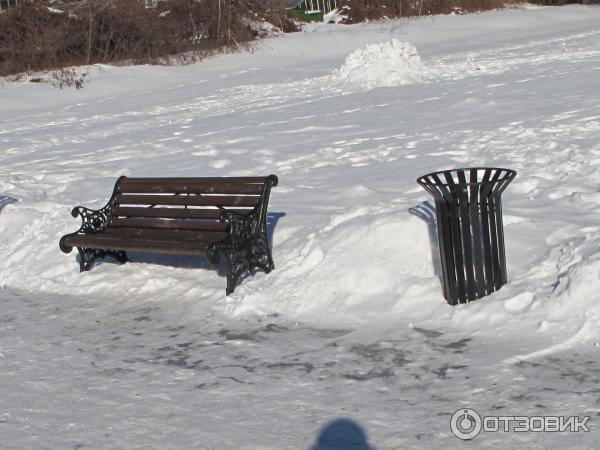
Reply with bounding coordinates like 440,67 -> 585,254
109,217 -> 228,231
118,181 -> 264,195
112,206 -> 250,220
120,177 -> 268,185
102,227 -> 227,241
115,194 -> 259,208
63,234 -> 208,255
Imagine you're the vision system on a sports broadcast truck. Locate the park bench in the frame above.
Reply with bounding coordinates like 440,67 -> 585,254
59,175 -> 278,295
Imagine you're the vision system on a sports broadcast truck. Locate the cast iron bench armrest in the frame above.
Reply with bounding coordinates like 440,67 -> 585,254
59,205 -> 113,253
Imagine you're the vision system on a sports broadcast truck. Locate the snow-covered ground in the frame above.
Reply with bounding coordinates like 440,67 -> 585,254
1,5 -> 600,449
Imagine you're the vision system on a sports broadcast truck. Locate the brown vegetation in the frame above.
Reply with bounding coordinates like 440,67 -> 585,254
0,0 -> 295,77
340,0 -> 506,23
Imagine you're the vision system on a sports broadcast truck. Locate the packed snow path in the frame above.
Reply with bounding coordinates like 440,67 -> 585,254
1,5 -> 600,449
1,287 -> 598,449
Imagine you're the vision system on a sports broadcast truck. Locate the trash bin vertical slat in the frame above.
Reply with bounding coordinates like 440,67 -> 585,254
435,199 -> 453,301
442,171 -> 467,303
487,170 -> 503,291
469,168 -> 486,298
492,170 -> 516,286
456,170 -> 477,301
418,167 -> 515,305
494,196 -> 507,285
479,169 -> 495,295
419,176 -> 454,302
432,173 -> 461,304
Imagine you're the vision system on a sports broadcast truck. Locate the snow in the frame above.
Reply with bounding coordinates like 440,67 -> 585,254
1,5 -> 600,449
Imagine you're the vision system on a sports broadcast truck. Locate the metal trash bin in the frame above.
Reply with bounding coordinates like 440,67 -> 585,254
417,168 -> 516,305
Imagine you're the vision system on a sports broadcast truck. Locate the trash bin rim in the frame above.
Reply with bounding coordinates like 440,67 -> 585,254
416,167 -> 517,188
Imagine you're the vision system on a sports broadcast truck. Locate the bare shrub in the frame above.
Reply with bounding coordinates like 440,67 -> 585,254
0,2 -> 70,76
0,0 -> 288,77
340,0 -> 506,23
49,67 -> 89,89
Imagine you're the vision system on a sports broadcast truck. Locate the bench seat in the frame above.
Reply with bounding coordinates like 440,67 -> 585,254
62,233 -> 213,256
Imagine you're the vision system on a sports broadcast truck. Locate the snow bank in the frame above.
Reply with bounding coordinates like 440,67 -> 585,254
233,211 -> 436,323
336,39 -> 425,88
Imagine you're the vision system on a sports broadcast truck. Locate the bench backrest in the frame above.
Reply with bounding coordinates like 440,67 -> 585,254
106,176 -> 277,234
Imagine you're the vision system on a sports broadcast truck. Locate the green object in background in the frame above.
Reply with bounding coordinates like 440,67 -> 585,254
292,7 -> 324,22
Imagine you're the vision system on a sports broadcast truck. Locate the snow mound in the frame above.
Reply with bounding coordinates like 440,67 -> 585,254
230,211 -> 437,325
336,39 -> 425,88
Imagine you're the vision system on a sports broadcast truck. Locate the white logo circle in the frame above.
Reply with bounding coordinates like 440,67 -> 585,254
450,408 -> 482,440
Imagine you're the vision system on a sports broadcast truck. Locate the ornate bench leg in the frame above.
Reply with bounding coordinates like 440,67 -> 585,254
249,229 -> 274,274
208,224 -> 273,295
225,243 -> 252,295
77,248 -> 128,272
224,238 -> 274,294
209,241 -> 251,295
78,247 -> 99,272
113,250 -> 128,265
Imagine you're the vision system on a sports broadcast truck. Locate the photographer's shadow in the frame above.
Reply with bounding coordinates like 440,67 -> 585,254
309,418 -> 376,450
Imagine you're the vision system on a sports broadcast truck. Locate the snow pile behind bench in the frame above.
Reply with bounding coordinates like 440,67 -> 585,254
336,39 -> 425,88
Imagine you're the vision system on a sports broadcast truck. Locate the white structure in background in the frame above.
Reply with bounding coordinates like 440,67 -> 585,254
323,7 -> 347,24
301,0 -> 338,16
0,0 -> 18,12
